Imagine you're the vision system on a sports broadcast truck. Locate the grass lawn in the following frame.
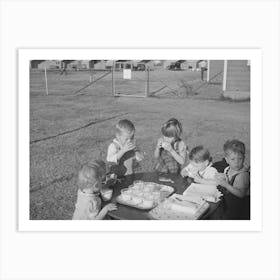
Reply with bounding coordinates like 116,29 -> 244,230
30,70 -> 250,220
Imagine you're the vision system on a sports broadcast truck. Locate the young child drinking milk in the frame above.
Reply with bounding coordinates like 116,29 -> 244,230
106,119 -> 144,176
154,118 -> 187,174
72,160 -> 117,220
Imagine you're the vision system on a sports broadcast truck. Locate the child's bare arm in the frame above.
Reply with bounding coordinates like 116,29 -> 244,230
168,142 -> 186,165
218,173 -> 249,198
107,142 -> 135,163
94,203 -> 117,220
169,149 -> 185,165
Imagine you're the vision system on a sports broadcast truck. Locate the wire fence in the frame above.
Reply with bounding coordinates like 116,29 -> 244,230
30,66 -> 223,99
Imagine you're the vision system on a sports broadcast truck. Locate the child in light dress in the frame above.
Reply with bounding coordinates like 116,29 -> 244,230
72,160 -> 117,220
154,118 -> 187,174
181,145 -> 218,185
215,139 -> 250,219
106,119 -> 144,176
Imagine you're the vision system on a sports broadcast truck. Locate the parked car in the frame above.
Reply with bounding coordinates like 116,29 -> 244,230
167,60 -> 186,71
135,63 -> 146,71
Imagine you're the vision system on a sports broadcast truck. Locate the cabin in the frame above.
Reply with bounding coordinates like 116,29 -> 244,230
30,60 -> 60,69
105,60 -> 114,69
207,60 -> 250,100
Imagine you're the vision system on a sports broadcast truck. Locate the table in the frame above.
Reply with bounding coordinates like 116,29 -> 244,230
105,172 -> 221,220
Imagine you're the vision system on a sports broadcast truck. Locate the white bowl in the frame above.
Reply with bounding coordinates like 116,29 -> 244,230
143,186 -> 152,192
121,192 -> 131,201
144,193 -> 154,200
152,191 -> 161,201
131,196 -> 142,204
141,199 -> 154,208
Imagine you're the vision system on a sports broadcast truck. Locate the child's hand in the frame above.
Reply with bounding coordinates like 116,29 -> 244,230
217,179 -> 228,188
215,173 -> 228,187
157,138 -> 163,149
180,168 -> 189,177
215,173 -> 227,180
215,177 -> 227,188
193,174 -> 203,183
162,142 -> 172,152
123,141 -> 136,153
104,203 -> 117,212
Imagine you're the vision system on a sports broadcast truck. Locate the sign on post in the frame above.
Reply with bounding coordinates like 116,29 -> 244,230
123,69 -> 132,80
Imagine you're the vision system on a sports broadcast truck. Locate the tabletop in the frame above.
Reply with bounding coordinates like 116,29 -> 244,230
104,172 -> 221,220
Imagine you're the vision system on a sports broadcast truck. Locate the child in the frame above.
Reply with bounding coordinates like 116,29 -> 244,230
154,118 -> 187,174
106,119 -> 144,176
72,160 -> 117,220
215,139 -> 250,219
181,145 -> 218,185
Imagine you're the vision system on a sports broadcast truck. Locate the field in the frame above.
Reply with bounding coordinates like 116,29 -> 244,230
30,69 -> 250,220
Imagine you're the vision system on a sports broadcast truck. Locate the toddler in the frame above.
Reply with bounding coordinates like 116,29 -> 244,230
181,145 -> 218,185
107,119 -> 143,176
215,139 -> 250,219
72,160 -> 117,220
154,118 -> 187,174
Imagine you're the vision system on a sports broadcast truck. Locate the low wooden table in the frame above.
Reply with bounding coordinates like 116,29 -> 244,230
105,172 -> 221,220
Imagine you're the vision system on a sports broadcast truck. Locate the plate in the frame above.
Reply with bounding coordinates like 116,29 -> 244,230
116,182 -> 175,210
116,195 -> 156,210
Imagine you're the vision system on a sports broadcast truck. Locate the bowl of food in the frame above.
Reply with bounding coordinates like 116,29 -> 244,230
131,189 -> 142,196
143,184 -> 153,192
143,193 -> 154,201
133,180 -> 144,186
130,195 -> 142,205
132,184 -> 144,191
141,198 -> 154,208
152,191 -> 161,202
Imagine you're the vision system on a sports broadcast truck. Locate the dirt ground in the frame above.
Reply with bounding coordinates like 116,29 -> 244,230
29,70 -> 250,219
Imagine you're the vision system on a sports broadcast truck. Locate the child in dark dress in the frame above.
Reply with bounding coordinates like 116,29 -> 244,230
215,140 -> 250,220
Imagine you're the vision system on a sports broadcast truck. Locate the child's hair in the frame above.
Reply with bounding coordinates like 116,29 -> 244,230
77,160 -> 106,191
161,118 -> 182,140
116,119 -> 135,135
223,139 -> 246,157
189,146 -> 212,163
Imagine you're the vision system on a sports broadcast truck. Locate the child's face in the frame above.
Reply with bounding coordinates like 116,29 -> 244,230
225,151 -> 244,171
117,131 -> 134,146
163,136 -> 175,144
92,180 -> 102,193
91,171 -> 106,193
191,160 -> 209,172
